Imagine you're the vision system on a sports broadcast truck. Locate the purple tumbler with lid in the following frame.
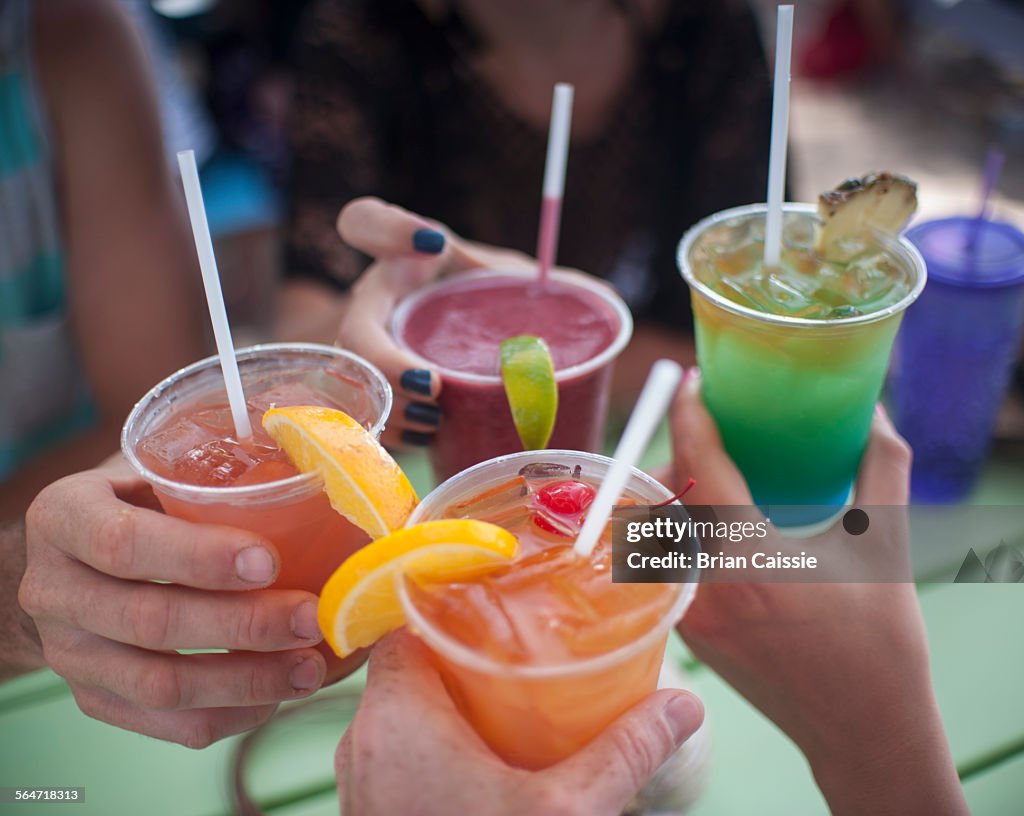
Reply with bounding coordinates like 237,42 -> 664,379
888,216 -> 1024,501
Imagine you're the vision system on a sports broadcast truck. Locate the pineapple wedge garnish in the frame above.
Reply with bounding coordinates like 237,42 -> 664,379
815,172 -> 918,256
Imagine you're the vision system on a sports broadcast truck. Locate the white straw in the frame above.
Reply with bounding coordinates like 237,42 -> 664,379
763,5 -> 794,269
573,360 -> 684,558
176,149 -> 252,441
543,83 -> 574,199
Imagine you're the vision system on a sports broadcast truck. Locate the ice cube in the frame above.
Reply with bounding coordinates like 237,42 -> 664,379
842,253 -> 898,306
810,280 -> 850,308
765,272 -> 815,314
482,506 -> 532,533
447,477 -> 528,519
244,369 -> 378,433
137,418 -> 211,473
530,504 -> 583,538
188,406 -> 235,434
560,589 -> 674,657
560,608 -> 644,657
708,242 -> 761,277
246,379 -> 324,414
782,214 -> 816,251
306,369 -> 375,426
471,582 -> 531,663
413,580 -> 530,663
728,274 -> 782,314
548,575 -> 601,623
771,266 -> 820,298
176,439 -> 252,486
231,457 -> 296,487
712,275 -> 761,310
496,546 -> 576,588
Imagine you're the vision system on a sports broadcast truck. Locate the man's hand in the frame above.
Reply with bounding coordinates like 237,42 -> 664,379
18,458 -> 328,748
337,630 -> 703,816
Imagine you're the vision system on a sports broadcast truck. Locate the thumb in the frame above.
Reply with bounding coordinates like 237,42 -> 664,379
550,690 -> 703,813
854,404 -> 912,505
335,723 -> 356,809
671,368 -> 752,506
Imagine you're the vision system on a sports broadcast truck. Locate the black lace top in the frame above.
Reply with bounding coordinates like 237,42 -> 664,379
286,0 -> 775,331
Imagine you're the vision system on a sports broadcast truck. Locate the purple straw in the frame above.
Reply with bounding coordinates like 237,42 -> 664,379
968,146 -> 1005,255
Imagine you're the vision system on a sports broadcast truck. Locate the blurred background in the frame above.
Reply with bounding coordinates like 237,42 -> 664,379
2,5 -> 1022,813
129,0 -> 1024,425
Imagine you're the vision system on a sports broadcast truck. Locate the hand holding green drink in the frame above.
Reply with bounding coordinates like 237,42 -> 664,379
674,7 -> 925,524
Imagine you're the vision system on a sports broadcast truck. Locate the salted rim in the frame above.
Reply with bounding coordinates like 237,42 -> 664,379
398,450 -> 698,679
391,268 -> 634,385
121,343 -> 392,503
677,202 -> 928,328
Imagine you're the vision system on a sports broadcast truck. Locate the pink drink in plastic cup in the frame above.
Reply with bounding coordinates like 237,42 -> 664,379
393,270 -> 632,481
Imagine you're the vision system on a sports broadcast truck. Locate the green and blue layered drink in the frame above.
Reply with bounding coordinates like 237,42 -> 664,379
679,178 -> 926,524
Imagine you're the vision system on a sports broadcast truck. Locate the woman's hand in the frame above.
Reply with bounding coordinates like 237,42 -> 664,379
337,630 -> 704,816
335,198 -> 532,449
670,369 -> 968,816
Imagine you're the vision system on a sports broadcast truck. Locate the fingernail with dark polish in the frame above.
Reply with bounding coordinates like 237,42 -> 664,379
412,228 -> 445,254
235,547 -> 275,583
290,658 -> 323,691
405,402 -> 441,427
402,430 -> 433,447
400,368 -> 433,396
291,602 -> 321,641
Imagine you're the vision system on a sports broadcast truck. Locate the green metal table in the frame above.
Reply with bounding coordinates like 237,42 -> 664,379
2,434 -> 1022,816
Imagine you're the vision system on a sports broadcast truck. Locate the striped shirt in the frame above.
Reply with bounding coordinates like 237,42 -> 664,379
0,0 -> 94,482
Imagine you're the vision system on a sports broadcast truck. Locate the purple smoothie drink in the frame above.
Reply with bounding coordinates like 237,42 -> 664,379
393,269 -> 632,481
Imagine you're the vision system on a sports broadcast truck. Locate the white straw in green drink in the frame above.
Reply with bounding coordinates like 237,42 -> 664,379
573,359 -> 684,558
176,149 -> 253,441
763,4 -> 794,269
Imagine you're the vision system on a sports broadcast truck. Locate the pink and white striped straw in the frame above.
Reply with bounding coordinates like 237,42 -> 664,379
536,83 -> 575,287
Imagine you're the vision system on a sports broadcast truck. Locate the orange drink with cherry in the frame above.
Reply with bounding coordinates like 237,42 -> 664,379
318,450 -> 694,770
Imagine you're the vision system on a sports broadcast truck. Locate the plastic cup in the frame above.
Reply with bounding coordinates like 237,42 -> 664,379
392,269 -> 633,482
122,343 -> 392,594
398,450 -> 695,770
678,203 -> 926,525
888,216 -> 1024,501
